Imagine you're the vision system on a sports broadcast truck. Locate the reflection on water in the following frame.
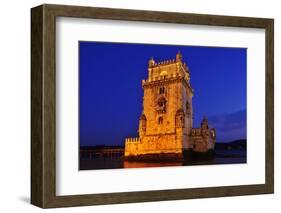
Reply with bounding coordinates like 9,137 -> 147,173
79,149 -> 246,170
124,161 -> 182,168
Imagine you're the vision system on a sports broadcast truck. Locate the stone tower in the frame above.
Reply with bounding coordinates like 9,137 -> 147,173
125,52 -> 195,160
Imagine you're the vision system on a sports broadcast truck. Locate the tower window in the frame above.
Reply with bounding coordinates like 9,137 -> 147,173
159,87 -> 165,94
186,101 -> 190,110
158,117 -> 163,125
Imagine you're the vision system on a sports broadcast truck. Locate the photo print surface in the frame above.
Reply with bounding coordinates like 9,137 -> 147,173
79,41 -> 247,170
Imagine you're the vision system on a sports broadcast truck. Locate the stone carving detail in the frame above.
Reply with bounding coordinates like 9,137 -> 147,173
156,96 -> 167,114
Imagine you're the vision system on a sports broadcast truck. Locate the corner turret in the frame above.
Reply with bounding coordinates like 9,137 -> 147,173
148,56 -> 155,68
176,51 -> 182,62
201,116 -> 209,129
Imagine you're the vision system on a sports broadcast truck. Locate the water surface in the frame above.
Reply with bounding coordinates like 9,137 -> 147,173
79,149 -> 246,170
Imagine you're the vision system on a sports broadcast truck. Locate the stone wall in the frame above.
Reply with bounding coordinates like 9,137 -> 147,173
124,133 -> 182,157
191,128 -> 216,152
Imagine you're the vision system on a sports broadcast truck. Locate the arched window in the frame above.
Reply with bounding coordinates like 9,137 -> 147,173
158,117 -> 163,125
186,101 -> 190,111
186,100 -> 191,116
140,114 -> 147,132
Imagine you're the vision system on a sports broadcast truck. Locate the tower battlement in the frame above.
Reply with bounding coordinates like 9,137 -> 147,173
146,52 -> 191,86
149,58 -> 176,67
149,58 -> 189,69
125,137 -> 141,143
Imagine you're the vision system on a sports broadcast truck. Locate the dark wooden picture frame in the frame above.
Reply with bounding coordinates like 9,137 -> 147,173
31,4 -> 274,208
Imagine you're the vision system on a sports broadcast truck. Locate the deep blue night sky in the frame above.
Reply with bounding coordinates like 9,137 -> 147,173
79,41 -> 247,146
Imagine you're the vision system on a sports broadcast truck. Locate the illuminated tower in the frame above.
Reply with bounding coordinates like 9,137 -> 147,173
125,52 -> 194,159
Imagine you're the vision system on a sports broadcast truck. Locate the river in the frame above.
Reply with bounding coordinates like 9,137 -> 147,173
79,149 -> 246,170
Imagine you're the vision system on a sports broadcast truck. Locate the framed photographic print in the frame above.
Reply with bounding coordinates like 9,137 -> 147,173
31,4 -> 274,208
